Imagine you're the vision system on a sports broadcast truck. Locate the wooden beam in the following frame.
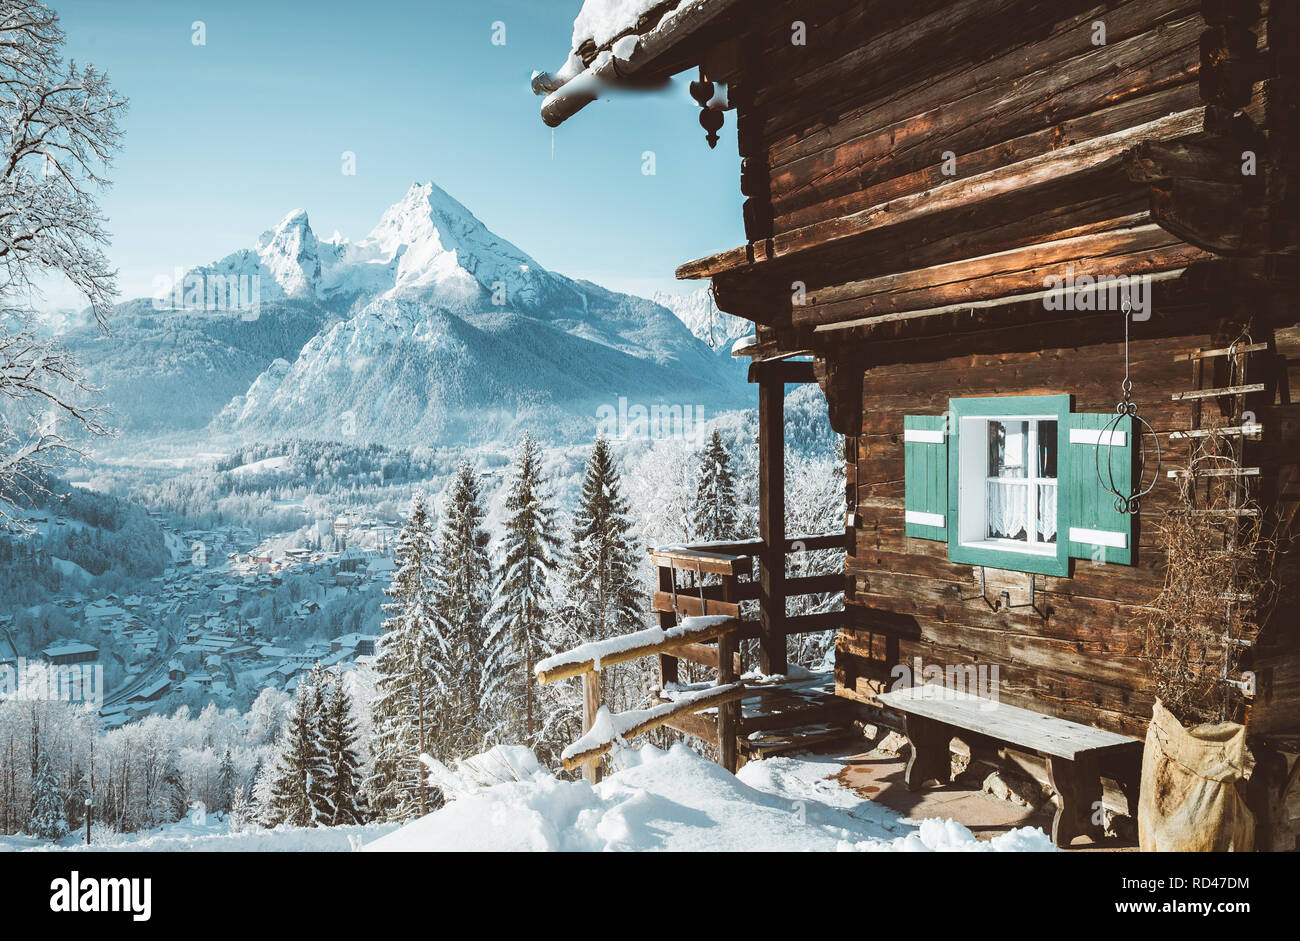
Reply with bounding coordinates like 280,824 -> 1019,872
652,591 -> 742,619
582,671 -> 601,784
717,573 -> 739,773
758,375 -> 788,675
648,546 -> 745,575
785,573 -> 847,597
747,358 -> 817,384
785,611 -> 846,634
675,107 -> 1206,282
795,225 -> 1207,327
656,563 -> 679,690
536,617 -> 741,685
561,684 -> 746,772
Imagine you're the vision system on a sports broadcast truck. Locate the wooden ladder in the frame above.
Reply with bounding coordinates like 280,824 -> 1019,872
1168,336 -> 1270,707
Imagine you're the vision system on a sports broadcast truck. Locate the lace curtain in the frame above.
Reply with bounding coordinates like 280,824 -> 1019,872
987,480 -> 1057,542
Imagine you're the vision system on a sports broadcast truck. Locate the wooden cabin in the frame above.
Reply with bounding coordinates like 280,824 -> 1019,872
534,0 -> 1299,849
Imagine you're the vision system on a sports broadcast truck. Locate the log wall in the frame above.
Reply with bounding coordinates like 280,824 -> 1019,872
835,311 -> 1299,739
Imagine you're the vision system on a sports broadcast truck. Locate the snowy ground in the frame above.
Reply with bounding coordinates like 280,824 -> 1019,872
1,744 -> 1056,852
368,744 -> 1057,853
0,816 -> 398,853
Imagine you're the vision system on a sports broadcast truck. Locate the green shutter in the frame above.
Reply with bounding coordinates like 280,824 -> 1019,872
904,415 -> 948,540
1065,412 -> 1135,565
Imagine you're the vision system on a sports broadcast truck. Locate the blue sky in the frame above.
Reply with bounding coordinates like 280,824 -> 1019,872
43,0 -> 743,308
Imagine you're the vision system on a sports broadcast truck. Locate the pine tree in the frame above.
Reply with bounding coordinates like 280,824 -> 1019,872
562,436 -> 647,712
566,436 -> 646,642
216,746 -> 237,814
319,672 -> 365,826
432,461 -> 504,758
265,671 -> 328,828
29,751 -> 69,841
368,492 -> 440,820
692,429 -> 739,542
492,433 -> 562,743
228,788 -> 251,834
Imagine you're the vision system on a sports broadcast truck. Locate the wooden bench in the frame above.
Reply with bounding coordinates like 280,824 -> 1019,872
877,685 -> 1143,848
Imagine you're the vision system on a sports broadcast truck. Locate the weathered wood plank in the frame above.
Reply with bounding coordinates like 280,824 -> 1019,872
877,684 -> 1141,758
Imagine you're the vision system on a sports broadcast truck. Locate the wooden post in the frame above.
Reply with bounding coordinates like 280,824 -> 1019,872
902,714 -> 955,791
581,671 -> 602,784
1045,753 -> 1103,848
717,573 -> 739,772
758,375 -> 788,675
656,563 -> 680,689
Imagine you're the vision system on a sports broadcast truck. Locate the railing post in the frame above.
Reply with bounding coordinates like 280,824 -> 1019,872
758,374 -> 789,675
656,563 -> 679,688
582,670 -> 602,784
717,572 -> 739,772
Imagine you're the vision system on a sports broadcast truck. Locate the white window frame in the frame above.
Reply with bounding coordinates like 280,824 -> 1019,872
956,413 -> 1059,558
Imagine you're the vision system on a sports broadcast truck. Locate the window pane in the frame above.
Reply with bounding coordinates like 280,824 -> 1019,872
1038,483 -> 1057,543
986,479 -> 1029,541
987,420 -> 1028,478
1037,420 -> 1058,479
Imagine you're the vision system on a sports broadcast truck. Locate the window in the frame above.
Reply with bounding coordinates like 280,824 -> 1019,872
904,392 -> 1138,579
958,416 -> 1058,555
903,394 -> 1138,576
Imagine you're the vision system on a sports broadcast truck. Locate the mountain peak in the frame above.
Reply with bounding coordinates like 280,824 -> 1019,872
250,208 -> 320,298
185,181 -> 584,314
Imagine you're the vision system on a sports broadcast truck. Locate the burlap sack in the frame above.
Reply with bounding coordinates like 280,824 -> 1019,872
1138,699 -> 1255,852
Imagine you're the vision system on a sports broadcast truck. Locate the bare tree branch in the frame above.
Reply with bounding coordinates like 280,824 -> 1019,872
0,1 -> 126,510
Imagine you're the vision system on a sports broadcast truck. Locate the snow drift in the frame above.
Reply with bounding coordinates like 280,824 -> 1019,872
366,743 -> 1058,853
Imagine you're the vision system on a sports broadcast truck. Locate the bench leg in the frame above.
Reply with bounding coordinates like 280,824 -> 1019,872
1045,754 -> 1103,848
903,715 -> 955,791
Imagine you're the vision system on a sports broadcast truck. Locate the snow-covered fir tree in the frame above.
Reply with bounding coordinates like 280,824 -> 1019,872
28,750 -> 69,840
263,669 -> 329,828
692,428 -> 739,542
368,492 -> 440,819
561,436 -> 647,713
318,671 -> 365,826
216,746 -> 237,814
492,434 -> 562,744
432,461 -> 505,759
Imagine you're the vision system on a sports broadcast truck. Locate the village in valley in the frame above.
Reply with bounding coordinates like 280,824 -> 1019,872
4,513 -> 397,727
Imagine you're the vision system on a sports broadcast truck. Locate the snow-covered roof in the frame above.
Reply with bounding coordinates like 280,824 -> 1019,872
42,640 -> 98,658
532,0 -> 740,128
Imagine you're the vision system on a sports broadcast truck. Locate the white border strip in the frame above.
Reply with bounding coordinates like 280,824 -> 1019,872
904,428 -> 945,444
1068,527 -> 1127,549
1070,428 -> 1127,447
906,510 -> 946,528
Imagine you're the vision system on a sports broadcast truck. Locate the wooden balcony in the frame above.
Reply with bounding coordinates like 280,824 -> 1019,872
649,534 -> 858,763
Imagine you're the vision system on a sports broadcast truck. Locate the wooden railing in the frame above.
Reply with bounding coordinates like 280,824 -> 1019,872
535,532 -> 846,781
651,533 -> 846,683
534,615 -> 747,782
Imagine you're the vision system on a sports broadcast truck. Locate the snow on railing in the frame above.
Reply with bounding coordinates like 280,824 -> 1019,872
560,682 -> 744,771
534,614 -> 736,684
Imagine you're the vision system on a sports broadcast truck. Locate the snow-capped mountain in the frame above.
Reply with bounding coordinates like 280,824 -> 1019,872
653,288 -> 753,351
183,182 -> 586,315
72,182 -> 748,445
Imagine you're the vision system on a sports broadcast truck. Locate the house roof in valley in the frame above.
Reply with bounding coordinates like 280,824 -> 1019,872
531,0 -> 740,128
42,640 -> 98,658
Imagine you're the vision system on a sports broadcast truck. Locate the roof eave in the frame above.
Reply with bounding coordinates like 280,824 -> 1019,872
535,0 -> 741,128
